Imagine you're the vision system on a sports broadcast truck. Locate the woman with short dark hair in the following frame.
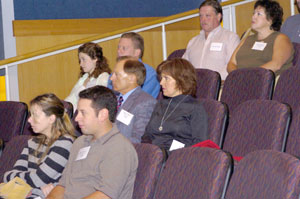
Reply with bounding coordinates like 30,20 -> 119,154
142,58 -> 208,151
227,0 -> 294,76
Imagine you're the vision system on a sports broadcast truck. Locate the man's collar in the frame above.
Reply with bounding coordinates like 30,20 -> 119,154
84,124 -> 119,145
200,25 -> 222,38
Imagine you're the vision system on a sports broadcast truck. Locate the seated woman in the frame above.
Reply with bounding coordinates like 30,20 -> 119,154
3,93 -> 76,198
142,58 -> 208,151
227,0 -> 294,76
65,42 -> 111,111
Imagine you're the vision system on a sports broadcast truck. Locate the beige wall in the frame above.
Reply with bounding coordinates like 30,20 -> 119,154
14,0 -> 294,105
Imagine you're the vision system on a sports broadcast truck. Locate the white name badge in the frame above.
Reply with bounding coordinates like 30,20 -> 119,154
169,140 -> 185,151
76,146 -> 90,161
116,109 -> 134,126
210,42 -> 223,51
252,41 -> 267,51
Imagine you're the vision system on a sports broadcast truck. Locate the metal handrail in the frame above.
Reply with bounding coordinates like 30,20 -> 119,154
3,0 -> 290,100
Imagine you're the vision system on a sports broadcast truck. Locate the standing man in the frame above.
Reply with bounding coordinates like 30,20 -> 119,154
110,56 -> 156,143
47,86 -> 138,199
182,0 -> 240,80
281,0 -> 300,43
108,32 -> 160,98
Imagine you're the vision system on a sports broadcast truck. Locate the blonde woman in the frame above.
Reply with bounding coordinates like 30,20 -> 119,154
4,93 -> 75,198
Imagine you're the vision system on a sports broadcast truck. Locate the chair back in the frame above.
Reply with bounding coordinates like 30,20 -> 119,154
167,49 -> 186,60
221,67 -> 274,113
293,42 -> 300,67
222,100 -> 291,157
225,150 -> 300,199
196,69 -> 221,100
154,147 -> 232,199
200,99 -> 228,147
0,101 -> 28,142
285,106 -> 300,157
132,143 -> 164,199
0,135 -> 31,182
273,67 -> 300,111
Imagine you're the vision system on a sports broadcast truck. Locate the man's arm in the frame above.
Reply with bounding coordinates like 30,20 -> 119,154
132,97 -> 156,143
46,185 -> 65,199
83,191 -> 111,199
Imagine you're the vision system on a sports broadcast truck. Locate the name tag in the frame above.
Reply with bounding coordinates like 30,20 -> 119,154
210,42 -> 223,51
117,109 -> 134,126
252,41 -> 267,51
76,146 -> 90,161
169,140 -> 185,151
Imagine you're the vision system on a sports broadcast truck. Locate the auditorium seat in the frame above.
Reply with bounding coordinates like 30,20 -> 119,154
220,67 -> 274,113
285,106 -> 300,157
293,42 -> 300,67
273,67 -> 300,111
224,150 -> 300,199
0,101 -> 28,143
132,143 -> 164,199
23,100 -> 74,136
154,147 -> 232,199
222,100 -> 290,158
196,69 -> 221,100
167,49 -> 186,60
0,135 -> 31,182
200,99 -> 228,147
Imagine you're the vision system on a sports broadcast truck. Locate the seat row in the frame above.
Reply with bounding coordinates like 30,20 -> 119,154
1,138 -> 300,199
133,146 -> 300,199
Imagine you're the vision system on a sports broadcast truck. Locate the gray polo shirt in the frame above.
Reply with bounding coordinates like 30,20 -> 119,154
59,124 -> 138,199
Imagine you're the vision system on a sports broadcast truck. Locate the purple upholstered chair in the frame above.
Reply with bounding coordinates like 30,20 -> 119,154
167,49 -> 186,60
0,101 -> 28,142
132,143 -> 164,199
196,69 -> 221,100
154,147 -> 232,199
23,100 -> 73,136
200,99 -> 228,147
222,100 -> 290,158
273,67 -> 300,111
285,106 -> 300,158
221,67 -> 274,113
0,135 -> 31,182
225,150 -> 300,199
293,42 -> 300,67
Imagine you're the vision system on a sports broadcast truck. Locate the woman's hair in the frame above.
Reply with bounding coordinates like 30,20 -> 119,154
157,58 -> 197,97
254,0 -> 283,31
78,42 -> 111,78
30,93 -> 75,163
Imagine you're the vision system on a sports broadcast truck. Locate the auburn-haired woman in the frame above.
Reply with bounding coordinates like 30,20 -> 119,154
65,42 -> 111,111
142,58 -> 208,151
4,93 -> 75,198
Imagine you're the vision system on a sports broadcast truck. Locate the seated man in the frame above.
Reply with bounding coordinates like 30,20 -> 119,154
182,0 -> 240,80
110,56 -> 157,143
108,32 -> 160,98
281,0 -> 300,43
47,86 -> 138,199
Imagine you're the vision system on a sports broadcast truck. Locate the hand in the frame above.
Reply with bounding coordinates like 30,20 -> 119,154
41,183 -> 55,197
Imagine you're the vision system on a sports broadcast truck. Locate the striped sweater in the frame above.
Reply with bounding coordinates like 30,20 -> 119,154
3,135 -> 74,189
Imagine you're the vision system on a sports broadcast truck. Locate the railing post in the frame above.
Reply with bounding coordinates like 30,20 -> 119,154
161,23 -> 167,60
4,65 -> 10,101
290,0 -> 295,16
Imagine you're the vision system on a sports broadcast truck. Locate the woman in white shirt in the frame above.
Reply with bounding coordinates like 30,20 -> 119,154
65,42 -> 111,111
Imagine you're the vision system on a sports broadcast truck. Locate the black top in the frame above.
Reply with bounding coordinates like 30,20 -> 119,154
142,94 -> 208,150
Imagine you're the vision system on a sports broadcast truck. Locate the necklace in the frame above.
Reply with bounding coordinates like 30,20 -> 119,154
159,95 -> 187,132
